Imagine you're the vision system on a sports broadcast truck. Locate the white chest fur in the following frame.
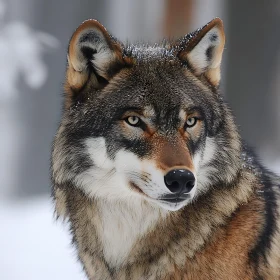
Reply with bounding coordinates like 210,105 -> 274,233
96,199 -> 166,268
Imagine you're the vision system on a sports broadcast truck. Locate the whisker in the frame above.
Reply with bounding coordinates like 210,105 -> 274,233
127,172 -> 150,184
127,171 -> 150,181
93,168 -> 116,187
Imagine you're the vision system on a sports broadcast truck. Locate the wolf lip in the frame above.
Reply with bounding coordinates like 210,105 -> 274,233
159,194 -> 190,203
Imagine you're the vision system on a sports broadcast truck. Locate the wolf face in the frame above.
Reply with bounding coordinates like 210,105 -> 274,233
52,19 -> 241,211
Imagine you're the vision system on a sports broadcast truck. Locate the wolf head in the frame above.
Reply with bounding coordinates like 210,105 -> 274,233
52,19 -> 241,211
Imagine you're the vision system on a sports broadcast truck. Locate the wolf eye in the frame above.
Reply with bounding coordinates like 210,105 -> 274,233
125,116 -> 141,127
186,117 -> 197,128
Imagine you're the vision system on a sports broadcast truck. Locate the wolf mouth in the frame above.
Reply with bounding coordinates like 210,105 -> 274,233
129,181 -> 191,204
159,194 -> 191,204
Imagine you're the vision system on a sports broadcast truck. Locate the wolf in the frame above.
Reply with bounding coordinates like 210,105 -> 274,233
51,18 -> 280,279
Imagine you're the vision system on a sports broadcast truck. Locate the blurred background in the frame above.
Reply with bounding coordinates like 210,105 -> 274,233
0,0 -> 279,279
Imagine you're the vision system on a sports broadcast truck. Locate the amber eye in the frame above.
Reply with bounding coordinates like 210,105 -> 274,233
186,117 -> 198,128
125,116 -> 141,127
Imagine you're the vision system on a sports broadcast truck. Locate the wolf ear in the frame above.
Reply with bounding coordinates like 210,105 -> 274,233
66,19 -> 125,93
177,18 -> 225,87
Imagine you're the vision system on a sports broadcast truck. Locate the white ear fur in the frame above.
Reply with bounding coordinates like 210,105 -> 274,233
179,18 -> 225,86
67,20 -> 123,89
187,26 -> 223,74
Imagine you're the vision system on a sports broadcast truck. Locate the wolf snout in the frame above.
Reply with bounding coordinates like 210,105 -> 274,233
164,169 -> 195,194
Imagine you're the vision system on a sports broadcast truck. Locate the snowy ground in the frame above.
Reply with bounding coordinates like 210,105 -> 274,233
0,197 -> 85,280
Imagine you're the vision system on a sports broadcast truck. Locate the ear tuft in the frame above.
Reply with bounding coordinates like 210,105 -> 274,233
66,19 -> 125,91
177,18 -> 225,86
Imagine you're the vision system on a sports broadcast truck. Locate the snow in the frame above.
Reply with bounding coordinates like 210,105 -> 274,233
0,1 -> 59,101
0,197 -> 85,280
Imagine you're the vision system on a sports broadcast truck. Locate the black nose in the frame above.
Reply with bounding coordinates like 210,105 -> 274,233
164,169 -> 195,194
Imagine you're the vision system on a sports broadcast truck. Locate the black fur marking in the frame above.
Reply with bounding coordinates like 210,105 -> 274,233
80,31 -> 103,44
250,176 -> 277,262
206,45 -> 214,62
246,146 -> 277,269
80,46 -> 109,86
208,115 -> 224,137
81,45 -> 97,60
253,275 -> 264,280
187,136 -> 203,156
210,33 -> 218,42
112,138 -> 151,158
64,149 -> 92,175
80,44 -> 126,81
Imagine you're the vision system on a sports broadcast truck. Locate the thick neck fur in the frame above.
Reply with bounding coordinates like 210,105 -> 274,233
94,199 -> 167,268
57,168 -> 257,278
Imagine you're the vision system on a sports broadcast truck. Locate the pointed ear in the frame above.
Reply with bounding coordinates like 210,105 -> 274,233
66,19 -> 126,93
177,18 -> 225,87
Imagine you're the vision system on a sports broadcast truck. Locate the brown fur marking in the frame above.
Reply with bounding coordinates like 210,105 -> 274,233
151,135 -> 194,172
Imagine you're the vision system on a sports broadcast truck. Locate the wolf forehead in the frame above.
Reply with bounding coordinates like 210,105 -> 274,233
72,63 -> 218,128
75,48 -> 219,113
96,61 -> 212,103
